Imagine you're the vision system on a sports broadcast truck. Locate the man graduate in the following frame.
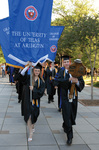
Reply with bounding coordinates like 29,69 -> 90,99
55,56 -> 85,145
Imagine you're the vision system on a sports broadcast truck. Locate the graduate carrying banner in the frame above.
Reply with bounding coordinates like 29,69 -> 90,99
7,0 -> 53,143
8,0 -> 53,64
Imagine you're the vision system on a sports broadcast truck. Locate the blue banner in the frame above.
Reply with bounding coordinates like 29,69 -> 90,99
40,26 -> 64,62
0,17 -> 24,68
48,26 -> 64,61
8,0 -> 53,64
0,19 -> 64,67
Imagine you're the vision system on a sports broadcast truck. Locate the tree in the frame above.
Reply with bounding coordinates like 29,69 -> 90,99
74,15 -> 99,100
52,0 -> 97,57
52,0 -> 99,100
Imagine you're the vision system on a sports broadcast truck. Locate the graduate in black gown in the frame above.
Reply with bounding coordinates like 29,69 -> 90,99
45,61 -> 57,103
54,66 -> 63,112
21,62 -> 45,142
13,68 -> 24,103
55,56 -> 85,145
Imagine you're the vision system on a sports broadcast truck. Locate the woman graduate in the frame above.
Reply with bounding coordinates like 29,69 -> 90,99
21,62 -> 45,142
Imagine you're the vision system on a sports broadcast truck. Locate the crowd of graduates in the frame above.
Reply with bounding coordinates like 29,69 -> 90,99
4,56 -> 84,145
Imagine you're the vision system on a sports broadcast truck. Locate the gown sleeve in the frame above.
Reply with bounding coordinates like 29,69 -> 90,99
75,76 -> 85,92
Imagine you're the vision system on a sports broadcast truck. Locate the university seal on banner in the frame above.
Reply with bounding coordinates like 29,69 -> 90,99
24,6 -> 38,21
50,45 -> 57,53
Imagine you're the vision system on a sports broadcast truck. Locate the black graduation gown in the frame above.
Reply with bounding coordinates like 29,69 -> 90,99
45,67 -> 56,95
14,68 -> 23,102
57,68 -> 85,138
31,78 -> 45,124
13,68 -> 20,93
16,70 -> 30,116
23,77 -> 45,124
54,67 -> 63,110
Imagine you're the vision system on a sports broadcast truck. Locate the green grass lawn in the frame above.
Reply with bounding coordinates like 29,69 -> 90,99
83,76 -> 99,88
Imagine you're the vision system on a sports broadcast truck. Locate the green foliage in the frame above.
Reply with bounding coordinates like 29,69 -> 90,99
87,81 -> 99,88
0,45 -> 5,63
52,0 -> 99,69
52,0 -> 99,100
93,82 -> 99,88
74,15 -> 99,69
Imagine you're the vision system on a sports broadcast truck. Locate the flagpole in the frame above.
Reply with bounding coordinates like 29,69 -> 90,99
52,61 -> 54,77
30,66 -> 32,102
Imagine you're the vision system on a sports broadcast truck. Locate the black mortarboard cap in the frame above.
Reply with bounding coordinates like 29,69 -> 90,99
34,63 -> 42,70
47,60 -> 52,65
54,62 -> 58,64
62,55 -> 69,60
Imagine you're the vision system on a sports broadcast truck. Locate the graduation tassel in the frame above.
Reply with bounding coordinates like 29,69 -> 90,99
32,99 -> 35,106
64,70 -> 65,78
36,99 -> 38,106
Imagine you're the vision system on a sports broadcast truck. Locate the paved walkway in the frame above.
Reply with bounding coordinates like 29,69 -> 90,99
0,75 -> 99,150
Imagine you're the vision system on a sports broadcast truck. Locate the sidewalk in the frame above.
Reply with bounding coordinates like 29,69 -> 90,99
0,75 -> 99,150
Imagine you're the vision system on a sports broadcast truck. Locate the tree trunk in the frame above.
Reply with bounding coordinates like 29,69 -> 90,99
91,68 -> 94,100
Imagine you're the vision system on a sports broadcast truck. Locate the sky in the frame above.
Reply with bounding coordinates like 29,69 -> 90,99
0,0 -> 99,20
